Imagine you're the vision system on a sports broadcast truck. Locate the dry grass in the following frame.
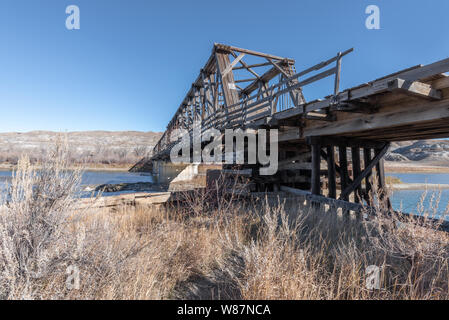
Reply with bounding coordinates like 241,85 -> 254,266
2,145 -> 449,300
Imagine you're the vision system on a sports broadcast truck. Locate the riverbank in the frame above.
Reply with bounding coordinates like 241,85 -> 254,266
390,183 -> 449,190
0,162 -> 132,172
386,161 -> 449,173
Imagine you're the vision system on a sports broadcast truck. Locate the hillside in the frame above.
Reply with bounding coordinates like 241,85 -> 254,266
0,131 -> 162,168
387,140 -> 449,164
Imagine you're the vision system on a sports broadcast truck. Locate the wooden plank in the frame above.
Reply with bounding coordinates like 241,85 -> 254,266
311,143 -> 321,195
338,146 -> 349,201
351,147 -> 362,203
278,162 -> 312,170
327,146 -> 336,199
280,186 -> 367,212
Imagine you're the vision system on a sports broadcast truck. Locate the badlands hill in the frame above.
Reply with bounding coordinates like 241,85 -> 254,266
0,131 -> 162,167
387,140 -> 449,165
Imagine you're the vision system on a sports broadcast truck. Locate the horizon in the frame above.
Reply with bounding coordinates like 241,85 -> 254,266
1,0 -> 449,132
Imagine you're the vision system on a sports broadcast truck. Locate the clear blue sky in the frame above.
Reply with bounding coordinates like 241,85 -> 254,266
0,0 -> 448,132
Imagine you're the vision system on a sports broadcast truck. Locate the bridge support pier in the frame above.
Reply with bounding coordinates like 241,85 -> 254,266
306,136 -> 392,211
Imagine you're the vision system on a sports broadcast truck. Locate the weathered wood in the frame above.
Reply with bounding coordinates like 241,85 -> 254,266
216,52 -> 240,108
327,146 -> 337,199
215,43 -> 295,64
221,53 -> 246,78
340,143 -> 389,200
388,78 -> 442,100
334,52 -> 342,95
363,148 -> 373,205
351,147 -> 362,203
311,143 -> 321,195
338,146 -> 349,201
280,186 -> 367,212
375,149 -> 393,210
306,136 -> 385,149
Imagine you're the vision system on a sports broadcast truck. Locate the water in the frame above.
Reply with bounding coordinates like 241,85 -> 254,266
0,170 -> 154,197
2,169 -> 449,213
387,173 -> 449,215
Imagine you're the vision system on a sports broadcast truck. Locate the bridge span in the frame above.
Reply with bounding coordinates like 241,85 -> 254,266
150,43 -> 449,212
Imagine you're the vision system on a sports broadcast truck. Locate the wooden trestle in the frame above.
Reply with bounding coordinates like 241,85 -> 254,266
150,43 -> 449,215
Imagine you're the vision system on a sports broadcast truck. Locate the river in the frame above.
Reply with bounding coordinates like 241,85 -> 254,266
1,170 -> 449,214
0,170 -> 154,197
387,173 -> 449,215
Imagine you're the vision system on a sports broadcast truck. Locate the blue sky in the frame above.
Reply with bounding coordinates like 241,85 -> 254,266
0,0 -> 448,133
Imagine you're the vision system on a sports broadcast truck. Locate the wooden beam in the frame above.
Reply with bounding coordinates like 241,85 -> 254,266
214,43 -> 295,64
320,149 -> 354,185
221,53 -> 246,78
280,186 -> 449,232
375,148 -> 393,210
327,146 -> 336,199
306,136 -> 386,149
329,101 -> 378,114
339,146 -> 349,201
363,148 -> 372,205
216,52 -> 240,109
339,143 -> 390,200
267,58 -> 290,77
311,143 -> 321,195
305,99 -> 449,137
280,186 -> 369,212
233,62 -> 271,70
388,78 -> 442,100
351,147 -> 362,203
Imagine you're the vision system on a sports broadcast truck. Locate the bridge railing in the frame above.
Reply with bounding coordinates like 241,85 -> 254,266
153,48 -> 354,157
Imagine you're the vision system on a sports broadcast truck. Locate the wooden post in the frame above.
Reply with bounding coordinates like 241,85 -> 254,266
363,148 -> 373,205
334,52 -> 342,95
327,146 -> 336,199
376,151 -> 393,210
339,146 -> 349,201
311,143 -> 321,195
351,147 -> 362,203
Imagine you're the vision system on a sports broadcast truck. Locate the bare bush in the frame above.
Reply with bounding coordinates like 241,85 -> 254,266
2,146 -> 449,299
0,143 -> 83,299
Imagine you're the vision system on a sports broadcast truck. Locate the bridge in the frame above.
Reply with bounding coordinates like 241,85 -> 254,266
150,43 -> 449,212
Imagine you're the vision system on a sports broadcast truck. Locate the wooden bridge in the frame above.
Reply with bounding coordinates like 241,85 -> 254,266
151,43 -> 449,212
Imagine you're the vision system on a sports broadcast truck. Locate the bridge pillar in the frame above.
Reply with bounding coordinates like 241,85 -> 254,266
306,136 -> 392,212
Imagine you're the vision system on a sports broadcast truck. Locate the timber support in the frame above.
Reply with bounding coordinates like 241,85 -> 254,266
306,136 -> 391,210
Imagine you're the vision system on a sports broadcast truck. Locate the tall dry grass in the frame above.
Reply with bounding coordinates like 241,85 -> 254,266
1,145 -> 449,300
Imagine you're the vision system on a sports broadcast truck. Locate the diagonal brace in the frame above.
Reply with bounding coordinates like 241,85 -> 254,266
339,143 -> 390,200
